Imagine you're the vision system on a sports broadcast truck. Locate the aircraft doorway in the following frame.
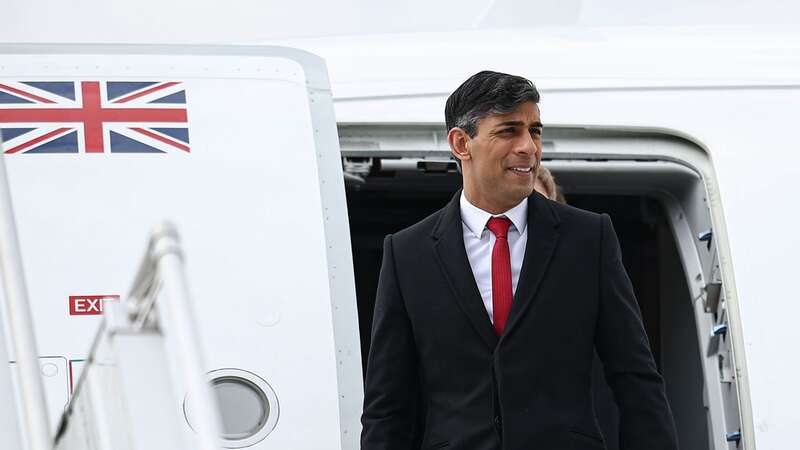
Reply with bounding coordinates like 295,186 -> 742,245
340,125 -> 744,450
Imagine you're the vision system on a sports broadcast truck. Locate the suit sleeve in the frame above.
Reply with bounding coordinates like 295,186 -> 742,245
361,234 -> 420,450
595,214 -> 679,450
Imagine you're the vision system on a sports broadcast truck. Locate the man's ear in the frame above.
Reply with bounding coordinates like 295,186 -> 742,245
448,127 -> 472,164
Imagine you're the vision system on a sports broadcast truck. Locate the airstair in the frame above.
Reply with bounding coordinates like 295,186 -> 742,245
0,142 -> 223,450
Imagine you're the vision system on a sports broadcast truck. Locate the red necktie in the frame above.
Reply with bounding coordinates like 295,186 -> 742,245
487,217 -> 513,337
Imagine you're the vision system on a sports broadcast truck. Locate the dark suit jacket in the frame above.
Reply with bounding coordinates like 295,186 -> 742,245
360,190 -> 678,450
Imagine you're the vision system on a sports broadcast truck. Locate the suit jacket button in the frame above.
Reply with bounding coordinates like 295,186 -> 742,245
494,416 -> 501,427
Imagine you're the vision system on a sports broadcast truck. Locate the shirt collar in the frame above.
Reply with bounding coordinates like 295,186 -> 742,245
459,190 -> 528,239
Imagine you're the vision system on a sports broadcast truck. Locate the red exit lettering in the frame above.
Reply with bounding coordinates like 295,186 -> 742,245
69,295 -> 120,316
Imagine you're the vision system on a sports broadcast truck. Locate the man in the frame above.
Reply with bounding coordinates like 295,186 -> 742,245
360,71 -> 678,450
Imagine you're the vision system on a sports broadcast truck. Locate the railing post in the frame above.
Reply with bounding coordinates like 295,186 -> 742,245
129,223 -> 222,450
0,143 -> 52,449
0,296 -> 24,449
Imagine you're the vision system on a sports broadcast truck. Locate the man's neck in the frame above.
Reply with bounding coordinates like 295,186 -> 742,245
463,187 -> 521,215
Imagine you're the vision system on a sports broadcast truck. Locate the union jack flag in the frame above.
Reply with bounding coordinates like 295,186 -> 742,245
0,81 -> 189,154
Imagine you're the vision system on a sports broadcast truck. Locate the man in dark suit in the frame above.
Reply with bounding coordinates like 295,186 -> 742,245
360,71 -> 678,450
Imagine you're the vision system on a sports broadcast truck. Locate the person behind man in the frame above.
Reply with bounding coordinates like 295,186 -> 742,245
533,165 -> 566,204
360,71 -> 678,450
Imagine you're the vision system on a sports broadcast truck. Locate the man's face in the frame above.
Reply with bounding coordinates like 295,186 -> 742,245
462,101 -> 542,212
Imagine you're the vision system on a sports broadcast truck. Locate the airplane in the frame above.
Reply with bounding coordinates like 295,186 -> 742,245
0,22 -> 798,450
275,25 -> 800,450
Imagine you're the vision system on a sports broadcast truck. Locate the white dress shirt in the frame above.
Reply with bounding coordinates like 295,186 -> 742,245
460,191 -> 528,324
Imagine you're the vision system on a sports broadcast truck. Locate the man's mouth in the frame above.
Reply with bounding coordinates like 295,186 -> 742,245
509,166 -> 533,174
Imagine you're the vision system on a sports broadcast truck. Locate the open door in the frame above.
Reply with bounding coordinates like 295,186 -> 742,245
0,45 -> 361,449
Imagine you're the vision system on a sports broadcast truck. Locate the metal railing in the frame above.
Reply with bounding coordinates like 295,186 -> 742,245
124,223 -> 222,450
54,222 -> 223,450
0,138 -> 51,450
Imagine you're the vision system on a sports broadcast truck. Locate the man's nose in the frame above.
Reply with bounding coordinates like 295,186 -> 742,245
515,134 -> 537,156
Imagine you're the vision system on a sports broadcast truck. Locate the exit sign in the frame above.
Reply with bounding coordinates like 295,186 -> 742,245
68,295 -> 120,316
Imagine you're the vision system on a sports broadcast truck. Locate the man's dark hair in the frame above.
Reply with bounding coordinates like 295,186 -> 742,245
445,71 -> 540,137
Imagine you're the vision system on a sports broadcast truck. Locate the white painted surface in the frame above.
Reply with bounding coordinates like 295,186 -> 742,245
1,46 -> 360,449
1,1 -> 799,43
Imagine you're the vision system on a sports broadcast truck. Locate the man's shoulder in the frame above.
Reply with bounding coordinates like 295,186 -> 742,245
550,200 -> 603,223
543,198 -> 607,236
392,207 -> 446,242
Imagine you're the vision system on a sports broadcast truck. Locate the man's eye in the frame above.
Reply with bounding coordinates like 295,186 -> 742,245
501,128 -> 515,134
530,128 -> 543,136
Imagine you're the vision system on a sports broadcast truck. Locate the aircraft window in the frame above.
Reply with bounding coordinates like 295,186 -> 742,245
213,377 -> 268,438
184,368 -> 279,448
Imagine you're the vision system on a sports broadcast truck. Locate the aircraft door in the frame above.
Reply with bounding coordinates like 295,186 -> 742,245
0,46 -> 361,449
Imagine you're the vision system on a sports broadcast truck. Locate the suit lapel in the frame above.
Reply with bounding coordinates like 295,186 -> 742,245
431,191 -> 498,350
502,193 -> 561,341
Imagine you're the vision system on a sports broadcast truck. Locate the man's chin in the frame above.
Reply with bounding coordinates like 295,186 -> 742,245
503,186 -> 534,206
515,184 -> 535,198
